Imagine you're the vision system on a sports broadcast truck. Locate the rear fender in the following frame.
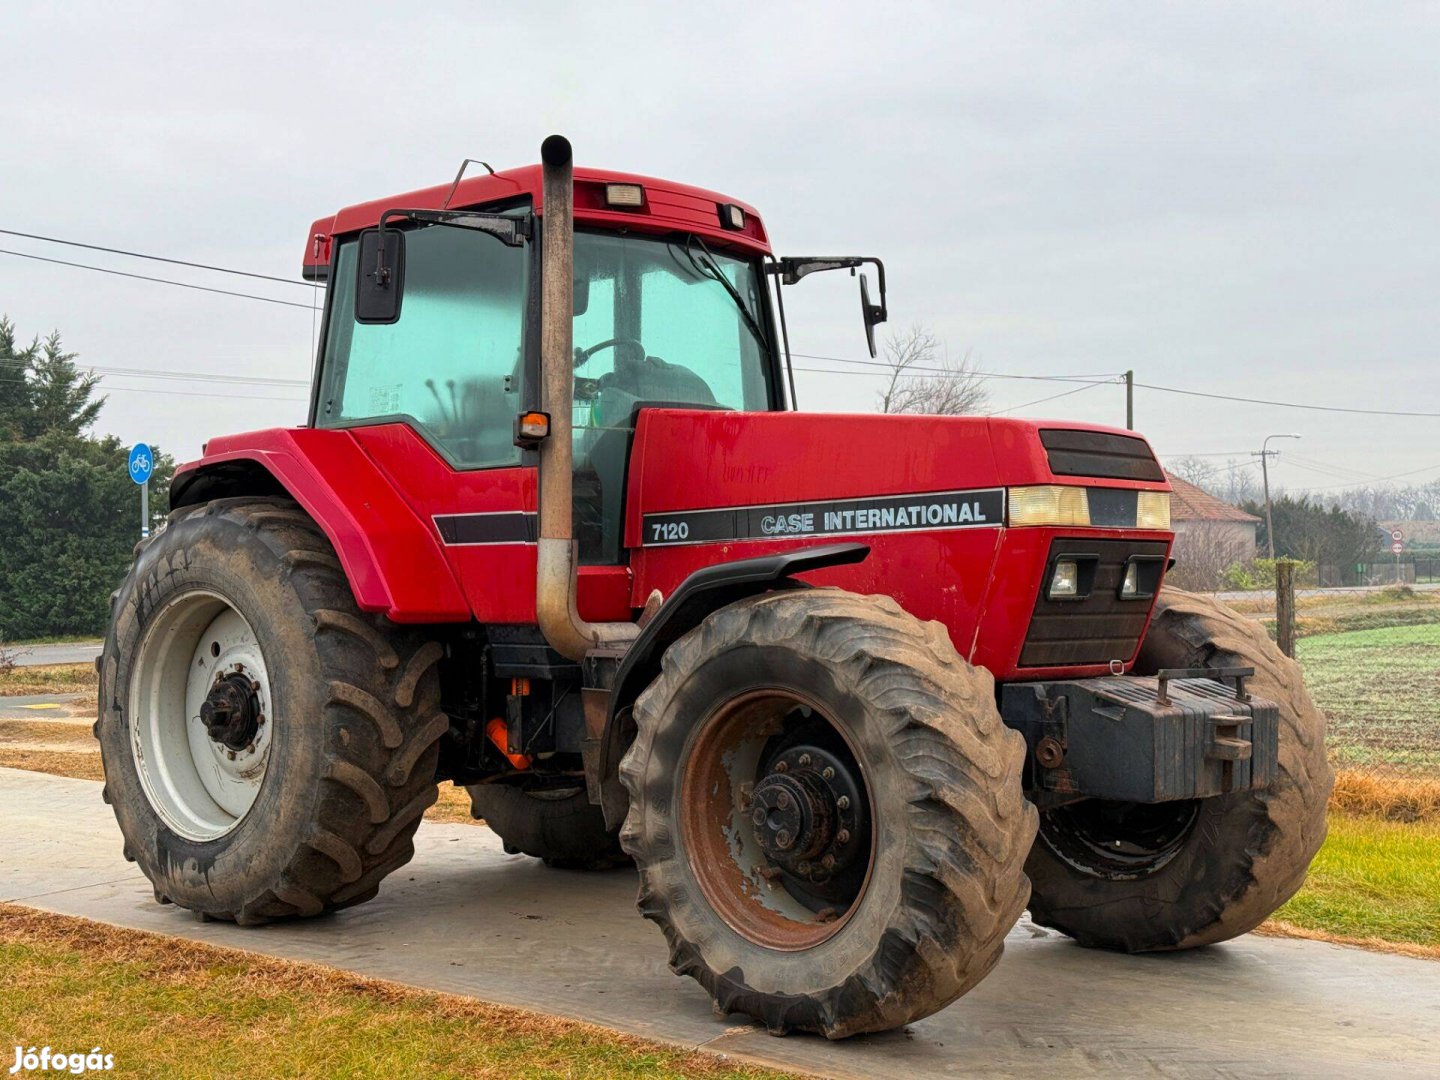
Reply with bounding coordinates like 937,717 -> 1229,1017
170,429 -> 470,623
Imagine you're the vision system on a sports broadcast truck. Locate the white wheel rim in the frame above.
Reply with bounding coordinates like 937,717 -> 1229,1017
129,591 -> 274,841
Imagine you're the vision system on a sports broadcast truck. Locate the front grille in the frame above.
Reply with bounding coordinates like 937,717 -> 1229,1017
1019,538 -> 1169,667
1040,429 -> 1164,482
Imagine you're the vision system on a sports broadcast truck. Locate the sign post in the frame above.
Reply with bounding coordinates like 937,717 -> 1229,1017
1391,534 -> 1405,584
128,443 -> 154,539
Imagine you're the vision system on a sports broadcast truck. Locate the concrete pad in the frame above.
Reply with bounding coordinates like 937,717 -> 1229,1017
2,766 -> 1437,1079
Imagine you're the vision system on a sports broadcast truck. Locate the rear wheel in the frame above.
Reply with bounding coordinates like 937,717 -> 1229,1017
466,784 -> 627,869
1024,586 -> 1332,951
97,497 -> 447,924
619,589 -> 1035,1038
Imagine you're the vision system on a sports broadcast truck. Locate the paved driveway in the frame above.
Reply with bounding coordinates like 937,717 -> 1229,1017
2,767 -> 1436,1079
8,641 -> 103,667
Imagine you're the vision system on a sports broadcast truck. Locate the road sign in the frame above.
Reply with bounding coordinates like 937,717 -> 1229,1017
1391,528 -> 1404,542
128,443 -> 154,486
1392,541 -> 1405,555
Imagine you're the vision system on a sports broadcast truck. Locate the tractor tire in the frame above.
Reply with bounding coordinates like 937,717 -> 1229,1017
1024,586 -> 1332,951
466,784 -> 628,869
619,588 -> 1036,1039
96,497 -> 448,925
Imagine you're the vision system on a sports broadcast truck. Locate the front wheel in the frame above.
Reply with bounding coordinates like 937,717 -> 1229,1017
619,589 -> 1036,1038
97,498 -> 448,924
1024,587 -> 1332,951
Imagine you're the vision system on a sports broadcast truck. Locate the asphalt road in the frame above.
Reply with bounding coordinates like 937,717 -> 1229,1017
2,768 -> 1436,1079
8,641 -> 103,667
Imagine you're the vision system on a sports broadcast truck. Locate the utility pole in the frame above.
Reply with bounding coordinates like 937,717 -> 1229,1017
1252,433 -> 1301,561
1125,369 -> 1134,429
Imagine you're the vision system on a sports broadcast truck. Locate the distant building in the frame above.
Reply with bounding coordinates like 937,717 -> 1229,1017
1166,472 -> 1261,564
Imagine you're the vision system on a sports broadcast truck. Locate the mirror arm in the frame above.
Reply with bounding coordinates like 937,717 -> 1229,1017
378,208 -> 531,248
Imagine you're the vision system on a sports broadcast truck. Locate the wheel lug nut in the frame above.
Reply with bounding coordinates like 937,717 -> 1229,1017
797,860 -> 811,874
775,829 -> 793,849
836,795 -> 850,811
798,753 -> 812,766
776,791 -> 791,811
822,766 -> 835,780
836,829 -> 850,845
821,854 -> 835,870
752,807 -> 766,827
774,761 -> 788,773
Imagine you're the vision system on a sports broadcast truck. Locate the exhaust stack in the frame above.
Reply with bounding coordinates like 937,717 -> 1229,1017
535,135 -> 640,661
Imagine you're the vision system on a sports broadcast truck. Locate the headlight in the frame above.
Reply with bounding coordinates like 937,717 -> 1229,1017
1120,560 -> 1140,598
1008,485 -> 1091,527
1136,491 -> 1171,530
1050,559 -> 1080,598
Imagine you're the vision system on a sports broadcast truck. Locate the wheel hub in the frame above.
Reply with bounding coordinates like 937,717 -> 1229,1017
200,672 -> 263,752
750,745 -> 866,884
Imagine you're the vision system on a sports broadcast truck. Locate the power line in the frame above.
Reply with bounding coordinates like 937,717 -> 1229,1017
0,249 -> 315,310
792,352 -> 1119,385
992,380 -> 1113,415
0,356 -> 308,388
0,375 -> 305,404
1132,379 -> 1440,419
0,228 -> 308,287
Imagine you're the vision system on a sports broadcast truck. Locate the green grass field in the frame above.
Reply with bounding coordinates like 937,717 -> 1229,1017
1273,813 -> 1440,954
1297,622 -> 1440,772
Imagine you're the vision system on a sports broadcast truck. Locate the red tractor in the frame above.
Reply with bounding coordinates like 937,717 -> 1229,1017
97,137 -> 1330,1038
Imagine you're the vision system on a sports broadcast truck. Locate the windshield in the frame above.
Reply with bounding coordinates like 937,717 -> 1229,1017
571,231 -> 774,430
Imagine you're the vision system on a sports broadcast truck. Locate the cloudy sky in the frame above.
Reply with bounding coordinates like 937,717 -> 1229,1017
3,2 -> 1436,496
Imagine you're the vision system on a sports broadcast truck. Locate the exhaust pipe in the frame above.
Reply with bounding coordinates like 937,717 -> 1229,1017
535,135 -> 640,661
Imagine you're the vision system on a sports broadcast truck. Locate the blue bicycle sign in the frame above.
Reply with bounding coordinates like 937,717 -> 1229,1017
128,443 -> 154,486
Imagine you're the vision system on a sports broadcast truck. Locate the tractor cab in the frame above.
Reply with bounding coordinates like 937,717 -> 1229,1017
304,162 -> 881,565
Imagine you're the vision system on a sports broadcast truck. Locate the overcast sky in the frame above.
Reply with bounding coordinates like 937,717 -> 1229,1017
3,2 -> 1436,496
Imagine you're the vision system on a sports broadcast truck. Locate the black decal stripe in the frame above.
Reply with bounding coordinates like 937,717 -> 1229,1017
642,488 -> 1006,547
434,512 -> 538,545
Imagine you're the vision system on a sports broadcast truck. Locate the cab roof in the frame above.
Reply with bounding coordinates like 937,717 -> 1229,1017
302,163 -> 770,279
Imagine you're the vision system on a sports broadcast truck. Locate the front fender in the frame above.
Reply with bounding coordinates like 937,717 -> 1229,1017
171,429 -> 470,623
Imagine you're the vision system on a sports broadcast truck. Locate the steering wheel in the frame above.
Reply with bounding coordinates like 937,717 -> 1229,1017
575,336 -> 647,370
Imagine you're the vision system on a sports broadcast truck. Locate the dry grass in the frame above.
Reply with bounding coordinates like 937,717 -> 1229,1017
1331,768 -> 1440,822
428,781 -> 480,824
0,904 -> 794,1080
0,719 -> 95,746
0,748 -> 105,781
1255,919 -> 1440,961
0,661 -> 97,698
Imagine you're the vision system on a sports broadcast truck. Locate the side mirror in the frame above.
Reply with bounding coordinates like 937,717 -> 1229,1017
860,273 -> 887,358
355,228 -> 405,324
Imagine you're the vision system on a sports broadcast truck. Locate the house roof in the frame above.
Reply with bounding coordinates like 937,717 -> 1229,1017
1165,472 -> 1263,524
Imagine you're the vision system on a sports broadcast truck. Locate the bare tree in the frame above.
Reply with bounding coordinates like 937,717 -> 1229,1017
1166,526 -> 1255,592
876,325 -> 989,416
1168,455 -> 1218,489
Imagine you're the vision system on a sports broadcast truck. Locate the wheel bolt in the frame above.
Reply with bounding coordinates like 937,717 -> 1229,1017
797,860 -> 811,874
752,807 -> 766,827
836,829 -> 850,845
822,766 -> 835,780
836,795 -> 850,811
798,753 -> 812,766
821,854 -> 835,870
775,829 -> 793,849
776,791 -> 791,811
774,761 -> 788,773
